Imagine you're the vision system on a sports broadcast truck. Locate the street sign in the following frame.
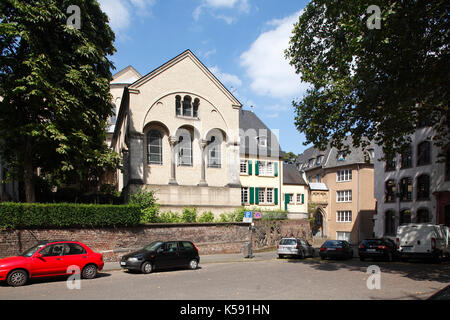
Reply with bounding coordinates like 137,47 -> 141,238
254,212 -> 262,219
243,211 -> 252,223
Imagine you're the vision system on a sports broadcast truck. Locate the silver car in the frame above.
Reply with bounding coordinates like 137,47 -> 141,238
277,238 -> 315,259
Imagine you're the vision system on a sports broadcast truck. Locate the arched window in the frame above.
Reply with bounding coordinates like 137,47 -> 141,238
385,210 -> 396,236
175,95 -> 181,116
182,95 -> 192,117
207,136 -> 221,168
193,98 -> 199,118
385,179 -> 396,203
147,130 -> 162,165
417,141 -> 431,166
399,177 -> 412,201
416,208 -> 430,223
416,174 -> 430,200
400,145 -> 412,169
110,103 -> 117,125
178,131 -> 192,166
400,209 -> 411,225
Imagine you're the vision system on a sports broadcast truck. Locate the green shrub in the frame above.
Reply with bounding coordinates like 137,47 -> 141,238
181,207 -> 197,223
0,202 -> 141,229
158,211 -> 182,223
198,211 -> 215,223
128,187 -> 159,223
140,205 -> 160,223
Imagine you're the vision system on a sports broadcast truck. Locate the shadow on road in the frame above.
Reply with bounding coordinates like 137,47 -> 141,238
0,272 -> 112,287
283,256 -> 450,283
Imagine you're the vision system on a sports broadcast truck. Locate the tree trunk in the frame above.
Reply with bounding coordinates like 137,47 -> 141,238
23,136 -> 35,203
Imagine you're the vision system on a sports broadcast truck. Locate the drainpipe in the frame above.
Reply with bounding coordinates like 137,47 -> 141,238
357,164 -> 360,244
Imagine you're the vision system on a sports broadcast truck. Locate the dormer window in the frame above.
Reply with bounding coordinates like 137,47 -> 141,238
316,155 -> 324,165
258,137 -> 267,147
337,151 -> 345,161
308,158 -> 315,166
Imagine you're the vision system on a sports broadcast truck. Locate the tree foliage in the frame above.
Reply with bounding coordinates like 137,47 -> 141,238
285,0 -> 449,159
0,0 -> 120,201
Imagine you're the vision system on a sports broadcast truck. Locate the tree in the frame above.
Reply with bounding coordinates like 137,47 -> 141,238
283,151 -> 298,164
0,0 -> 120,202
285,0 -> 449,159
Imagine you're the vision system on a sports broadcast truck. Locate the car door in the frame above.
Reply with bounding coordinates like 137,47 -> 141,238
157,241 -> 180,268
178,241 -> 195,266
61,243 -> 88,274
31,244 -> 67,276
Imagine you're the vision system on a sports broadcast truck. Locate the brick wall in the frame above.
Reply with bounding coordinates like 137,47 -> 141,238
0,219 -> 311,262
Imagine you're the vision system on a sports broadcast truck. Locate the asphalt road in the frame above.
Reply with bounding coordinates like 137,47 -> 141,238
1,256 -> 449,300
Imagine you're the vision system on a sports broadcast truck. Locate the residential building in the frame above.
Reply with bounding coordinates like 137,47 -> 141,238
282,163 -> 309,219
373,126 -> 450,238
295,137 -> 376,243
239,110 -> 283,212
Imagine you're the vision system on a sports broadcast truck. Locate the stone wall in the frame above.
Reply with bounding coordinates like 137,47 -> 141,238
0,219 -> 311,262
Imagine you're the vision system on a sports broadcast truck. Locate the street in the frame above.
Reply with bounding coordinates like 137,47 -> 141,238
1,253 -> 449,300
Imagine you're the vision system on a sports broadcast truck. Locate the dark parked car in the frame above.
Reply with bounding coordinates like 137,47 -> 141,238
120,240 -> 200,274
358,238 -> 397,262
319,240 -> 353,260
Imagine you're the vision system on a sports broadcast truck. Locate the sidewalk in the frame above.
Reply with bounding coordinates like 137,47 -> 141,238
102,250 -> 278,271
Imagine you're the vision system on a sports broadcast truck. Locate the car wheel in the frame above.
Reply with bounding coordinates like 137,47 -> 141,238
278,254 -> 284,259
81,264 -> 98,279
188,259 -> 198,270
7,269 -> 28,287
141,261 -> 153,274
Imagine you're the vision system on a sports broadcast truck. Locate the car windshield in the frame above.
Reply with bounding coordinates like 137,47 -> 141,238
324,240 -> 344,248
144,241 -> 163,251
20,244 -> 47,257
362,239 -> 384,246
280,239 -> 297,245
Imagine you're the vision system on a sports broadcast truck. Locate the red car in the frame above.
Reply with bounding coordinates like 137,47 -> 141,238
0,240 -> 104,286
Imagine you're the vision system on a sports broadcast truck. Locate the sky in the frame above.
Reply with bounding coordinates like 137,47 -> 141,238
98,0 -> 311,155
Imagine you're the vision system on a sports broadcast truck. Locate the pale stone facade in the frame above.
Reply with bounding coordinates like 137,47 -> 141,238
373,127 -> 450,238
110,50 -> 242,215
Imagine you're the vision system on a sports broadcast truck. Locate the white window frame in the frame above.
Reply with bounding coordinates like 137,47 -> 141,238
266,188 -> 273,204
240,159 -> 248,174
258,161 -> 274,177
241,187 -> 249,204
336,231 -> 351,241
337,210 -> 352,222
258,188 -> 266,204
337,169 -> 352,182
296,194 -> 302,204
337,190 -> 352,202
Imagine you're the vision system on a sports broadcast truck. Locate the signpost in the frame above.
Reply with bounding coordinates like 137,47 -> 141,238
243,211 -> 253,223
243,211 -> 254,258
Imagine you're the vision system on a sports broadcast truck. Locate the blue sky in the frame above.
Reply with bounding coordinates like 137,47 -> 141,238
98,0 -> 311,155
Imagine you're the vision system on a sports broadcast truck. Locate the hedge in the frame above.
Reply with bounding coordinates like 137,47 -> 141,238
0,202 -> 142,229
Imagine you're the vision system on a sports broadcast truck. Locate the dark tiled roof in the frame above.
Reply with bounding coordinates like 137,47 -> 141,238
283,163 -> 307,185
295,136 -> 375,171
239,110 -> 283,158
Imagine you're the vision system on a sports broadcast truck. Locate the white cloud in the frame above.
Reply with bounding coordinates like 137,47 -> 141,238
98,0 -> 156,33
209,65 -> 242,88
193,0 -> 250,22
240,10 -> 309,99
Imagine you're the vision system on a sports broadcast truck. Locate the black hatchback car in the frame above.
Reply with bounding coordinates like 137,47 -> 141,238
358,238 -> 397,262
319,240 -> 353,260
120,240 -> 200,274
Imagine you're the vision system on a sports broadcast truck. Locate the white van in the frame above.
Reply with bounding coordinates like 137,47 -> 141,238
396,224 -> 449,262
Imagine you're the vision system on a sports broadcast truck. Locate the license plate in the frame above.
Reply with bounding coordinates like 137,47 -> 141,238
366,249 -> 376,252
402,247 -> 412,252
327,248 -> 336,251
120,261 -> 126,266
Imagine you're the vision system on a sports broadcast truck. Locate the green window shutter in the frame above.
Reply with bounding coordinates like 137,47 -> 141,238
255,161 -> 259,175
248,160 -> 252,175
255,187 -> 260,204
249,187 -> 254,204
301,194 -> 304,204
274,162 -> 278,177
274,188 -> 278,205
284,193 -> 290,211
